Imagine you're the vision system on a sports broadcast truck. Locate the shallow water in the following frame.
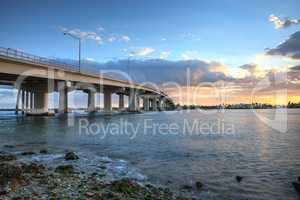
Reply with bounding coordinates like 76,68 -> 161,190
0,109 -> 300,199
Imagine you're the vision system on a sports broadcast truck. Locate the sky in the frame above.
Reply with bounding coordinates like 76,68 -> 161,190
0,0 -> 300,107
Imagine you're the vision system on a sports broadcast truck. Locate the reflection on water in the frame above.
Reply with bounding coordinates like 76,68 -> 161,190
0,109 -> 300,199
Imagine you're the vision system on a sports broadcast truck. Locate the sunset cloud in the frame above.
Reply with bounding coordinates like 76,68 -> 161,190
269,14 -> 300,29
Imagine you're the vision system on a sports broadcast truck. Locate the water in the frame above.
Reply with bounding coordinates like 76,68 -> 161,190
0,109 -> 300,199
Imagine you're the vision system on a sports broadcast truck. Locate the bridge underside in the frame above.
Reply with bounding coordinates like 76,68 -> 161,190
0,72 -> 175,115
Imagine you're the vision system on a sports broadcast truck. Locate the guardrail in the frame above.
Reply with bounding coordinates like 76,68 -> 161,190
0,47 -> 78,72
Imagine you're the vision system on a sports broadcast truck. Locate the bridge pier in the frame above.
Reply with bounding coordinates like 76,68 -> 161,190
33,89 -> 48,114
25,90 -> 29,113
152,98 -> 158,111
103,88 -> 112,112
15,89 -> 20,114
143,97 -> 150,111
118,94 -> 124,110
87,90 -> 96,112
30,92 -> 33,112
21,89 -> 25,114
129,89 -> 138,111
58,81 -> 68,113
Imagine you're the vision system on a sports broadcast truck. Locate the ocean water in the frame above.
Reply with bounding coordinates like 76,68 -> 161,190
0,109 -> 299,199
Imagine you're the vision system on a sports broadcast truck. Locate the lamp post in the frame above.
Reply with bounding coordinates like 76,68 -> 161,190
63,32 -> 82,73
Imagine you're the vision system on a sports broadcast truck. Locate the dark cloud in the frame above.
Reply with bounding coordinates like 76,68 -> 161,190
240,64 -> 258,74
58,58 -> 233,85
266,31 -> 300,59
290,65 -> 300,71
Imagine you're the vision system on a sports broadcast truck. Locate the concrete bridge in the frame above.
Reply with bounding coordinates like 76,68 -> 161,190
0,47 -> 175,115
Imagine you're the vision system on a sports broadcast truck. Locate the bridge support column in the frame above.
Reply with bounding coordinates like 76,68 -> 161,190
87,91 -> 96,112
33,87 -> 48,114
143,97 -> 150,111
119,94 -> 124,110
15,89 -> 21,115
25,90 -> 29,113
21,89 -> 25,115
30,92 -> 34,112
129,90 -> 138,111
58,81 -> 68,113
104,88 -> 112,112
152,98 -> 158,111
136,96 -> 140,111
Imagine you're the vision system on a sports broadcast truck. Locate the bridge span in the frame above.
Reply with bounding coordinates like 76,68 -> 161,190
0,47 -> 175,115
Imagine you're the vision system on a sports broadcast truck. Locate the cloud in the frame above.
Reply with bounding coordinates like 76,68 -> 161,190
160,51 -> 171,59
129,48 -> 155,57
108,36 -> 117,42
181,51 -> 203,60
121,35 -> 130,42
59,26 -> 131,45
86,57 -> 96,62
269,14 -> 300,29
240,64 -> 259,73
290,65 -> 300,71
161,38 -> 167,41
59,26 -> 103,44
97,59 -> 233,85
266,31 -> 300,59
97,26 -> 105,32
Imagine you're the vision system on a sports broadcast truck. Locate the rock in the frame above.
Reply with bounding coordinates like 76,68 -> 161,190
176,197 -> 197,200
39,149 -> 48,154
195,181 -> 203,190
0,154 -> 17,162
111,178 -> 141,195
181,184 -> 193,191
293,182 -> 300,193
3,145 -> 14,148
85,191 -> 94,197
21,162 -> 46,174
55,165 -> 74,174
21,151 -> 35,156
236,176 -> 243,183
0,163 -> 23,186
99,165 -> 106,170
64,152 -> 79,160
0,190 -> 8,196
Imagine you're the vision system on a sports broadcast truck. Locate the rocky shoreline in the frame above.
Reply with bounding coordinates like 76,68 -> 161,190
0,150 -> 198,200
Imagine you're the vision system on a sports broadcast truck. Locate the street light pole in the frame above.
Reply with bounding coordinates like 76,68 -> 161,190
78,38 -> 81,72
63,32 -> 82,73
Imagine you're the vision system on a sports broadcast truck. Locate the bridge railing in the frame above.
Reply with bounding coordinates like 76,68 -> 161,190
0,47 -> 78,72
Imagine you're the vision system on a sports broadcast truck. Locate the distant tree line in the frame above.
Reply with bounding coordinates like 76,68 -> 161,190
176,102 -> 300,110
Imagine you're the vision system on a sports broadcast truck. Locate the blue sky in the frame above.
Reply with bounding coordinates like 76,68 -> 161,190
0,0 -> 299,68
